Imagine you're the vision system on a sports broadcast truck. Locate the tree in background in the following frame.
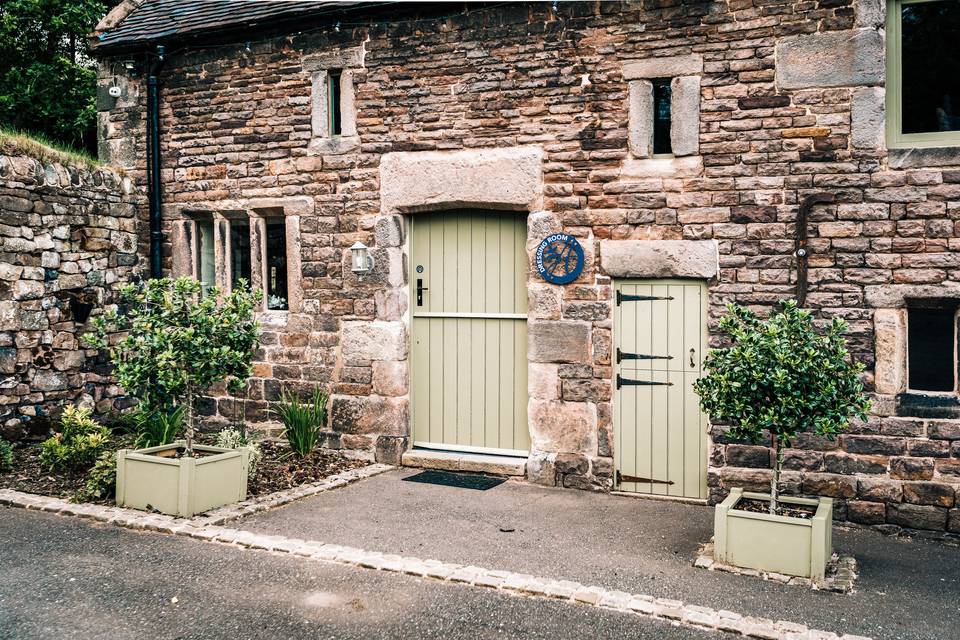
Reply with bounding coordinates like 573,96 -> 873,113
0,0 -> 111,154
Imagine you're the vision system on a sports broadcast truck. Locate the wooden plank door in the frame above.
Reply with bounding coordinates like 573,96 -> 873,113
410,211 -> 529,456
613,279 -> 708,499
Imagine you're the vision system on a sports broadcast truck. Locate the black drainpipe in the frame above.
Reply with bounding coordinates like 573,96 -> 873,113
146,45 -> 166,279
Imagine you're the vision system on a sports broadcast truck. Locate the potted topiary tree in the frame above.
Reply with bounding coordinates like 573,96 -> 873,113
694,301 -> 870,581
85,277 -> 261,517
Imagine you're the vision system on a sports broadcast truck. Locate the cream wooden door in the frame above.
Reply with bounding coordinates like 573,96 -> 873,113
410,211 -> 529,456
613,280 -> 708,499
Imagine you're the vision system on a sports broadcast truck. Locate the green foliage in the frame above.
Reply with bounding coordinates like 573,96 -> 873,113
132,405 -> 184,449
84,277 -> 262,456
0,437 -> 13,472
0,0 -> 111,153
39,404 -> 111,471
694,302 -> 871,444
74,449 -> 116,502
275,388 -> 327,457
215,427 -> 262,478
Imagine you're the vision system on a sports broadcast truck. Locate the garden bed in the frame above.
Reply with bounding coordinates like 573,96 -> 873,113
0,437 -> 367,505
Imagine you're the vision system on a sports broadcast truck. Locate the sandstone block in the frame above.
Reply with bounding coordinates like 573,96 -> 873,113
928,420 -> 960,440
341,321 -> 407,362
372,360 -> 408,397
855,0 -> 884,28
873,309 -> 906,394
528,321 -> 591,364
887,502 -> 948,531
670,75 -> 700,157
858,478 -> 903,502
528,399 -> 597,455
725,444 -> 770,468
628,80 -> 653,159
528,363 -> 560,400
776,29 -> 885,89
851,87 -> 885,150
599,240 -> 718,279
526,451 -> 557,486
842,435 -> 905,456
374,215 -> 404,248
902,481 -> 955,507
623,54 -> 704,79
801,472 -> 857,498
890,456 -> 935,480
329,395 -> 408,436
374,435 -> 407,466
379,146 -> 543,214
528,284 -> 561,320
848,500 -> 886,525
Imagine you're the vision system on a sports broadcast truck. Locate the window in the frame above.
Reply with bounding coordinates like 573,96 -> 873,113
329,70 -> 343,136
907,305 -> 957,392
652,79 -> 672,156
887,0 -> 960,148
195,218 -> 215,291
265,220 -> 288,311
230,219 -> 251,289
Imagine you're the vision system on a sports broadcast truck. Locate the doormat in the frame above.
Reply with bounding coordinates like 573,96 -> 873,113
402,470 -> 506,491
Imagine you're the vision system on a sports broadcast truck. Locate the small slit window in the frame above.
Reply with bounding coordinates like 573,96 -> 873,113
329,70 -> 343,136
195,218 -> 215,292
907,305 -> 958,392
652,78 -> 672,155
230,219 -> 251,290
265,220 -> 288,311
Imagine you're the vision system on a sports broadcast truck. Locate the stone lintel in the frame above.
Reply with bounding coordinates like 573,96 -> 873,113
775,29 -> 885,90
302,46 -> 365,71
167,197 -> 315,218
865,284 -> 960,308
599,240 -> 719,280
379,146 -> 544,214
623,54 -> 703,79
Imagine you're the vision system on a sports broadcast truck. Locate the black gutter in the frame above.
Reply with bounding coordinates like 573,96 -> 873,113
146,45 -> 166,279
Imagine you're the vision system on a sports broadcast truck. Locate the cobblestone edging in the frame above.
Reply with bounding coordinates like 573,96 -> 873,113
0,482 -> 870,640
694,543 -> 859,594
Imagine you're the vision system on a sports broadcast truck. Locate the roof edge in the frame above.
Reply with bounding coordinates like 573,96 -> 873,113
89,0 -> 148,50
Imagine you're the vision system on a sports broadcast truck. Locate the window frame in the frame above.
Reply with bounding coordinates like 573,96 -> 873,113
886,0 -> 960,149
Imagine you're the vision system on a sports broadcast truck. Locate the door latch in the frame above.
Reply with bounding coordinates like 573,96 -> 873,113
689,348 -> 696,368
416,278 -> 428,306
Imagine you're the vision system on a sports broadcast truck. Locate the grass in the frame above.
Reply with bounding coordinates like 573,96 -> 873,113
0,127 -> 100,170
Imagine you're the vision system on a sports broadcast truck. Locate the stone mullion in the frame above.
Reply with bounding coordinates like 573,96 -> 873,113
248,213 -> 267,311
213,213 -> 232,293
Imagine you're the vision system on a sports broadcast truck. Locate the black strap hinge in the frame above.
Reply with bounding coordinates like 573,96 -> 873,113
616,348 -> 673,364
616,291 -> 674,306
616,374 -> 673,389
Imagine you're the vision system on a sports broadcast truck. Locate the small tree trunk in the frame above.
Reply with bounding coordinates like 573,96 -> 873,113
769,434 -> 783,515
185,380 -> 194,457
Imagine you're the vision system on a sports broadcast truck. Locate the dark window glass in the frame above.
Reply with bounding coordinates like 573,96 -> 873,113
901,0 -> 960,134
329,70 -> 343,136
653,78 -> 672,155
265,220 -> 288,311
908,307 -> 956,392
230,221 -> 251,290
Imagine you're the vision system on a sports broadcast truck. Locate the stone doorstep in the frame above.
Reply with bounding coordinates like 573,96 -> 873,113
0,487 -> 871,640
693,542 -> 860,594
401,449 -> 527,477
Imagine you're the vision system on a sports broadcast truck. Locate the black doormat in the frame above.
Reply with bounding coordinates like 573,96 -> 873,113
402,469 -> 506,491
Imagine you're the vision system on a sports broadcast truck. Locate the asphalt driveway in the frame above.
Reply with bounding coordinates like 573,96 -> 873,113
234,469 -> 960,640
0,507 -> 726,640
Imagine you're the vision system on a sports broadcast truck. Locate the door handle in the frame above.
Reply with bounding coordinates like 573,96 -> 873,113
416,278 -> 428,306
689,348 -> 696,368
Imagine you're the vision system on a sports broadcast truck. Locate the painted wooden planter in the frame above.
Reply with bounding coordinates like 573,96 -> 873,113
713,488 -> 833,581
116,440 -> 250,518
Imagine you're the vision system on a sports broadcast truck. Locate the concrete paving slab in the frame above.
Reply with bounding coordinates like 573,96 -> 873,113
0,507 -> 725,640
235,469 -> 960,640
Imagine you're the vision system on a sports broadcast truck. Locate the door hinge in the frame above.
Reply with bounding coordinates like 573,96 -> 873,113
616,291 -> 674,306
616,374 -> 673,389
616,348 -> 673,364
616,470 -> 675,486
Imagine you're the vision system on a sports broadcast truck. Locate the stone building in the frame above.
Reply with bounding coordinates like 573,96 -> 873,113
89,0 -> 960,533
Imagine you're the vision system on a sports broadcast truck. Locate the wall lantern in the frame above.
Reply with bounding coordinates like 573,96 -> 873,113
350,241 -> 375,277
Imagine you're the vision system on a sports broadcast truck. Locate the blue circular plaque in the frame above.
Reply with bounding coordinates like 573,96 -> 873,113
535,233 -> 584,285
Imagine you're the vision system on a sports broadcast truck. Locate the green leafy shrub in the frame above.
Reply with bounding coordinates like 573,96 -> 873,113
132,406 -> 185,449
275,388 -> 327,457
0,438 -> 13,472
215,427 -> 262,478
75,450 -> 116,502
693,301 -> 871,514
39,405 -> 111,471
85,277 -> 261,456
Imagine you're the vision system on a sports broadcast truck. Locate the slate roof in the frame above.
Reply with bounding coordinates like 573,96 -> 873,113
93,0 -> 389,53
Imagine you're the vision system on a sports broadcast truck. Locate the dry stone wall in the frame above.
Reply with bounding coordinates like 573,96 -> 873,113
95,0 -> 960,532
0,153 -> 143,439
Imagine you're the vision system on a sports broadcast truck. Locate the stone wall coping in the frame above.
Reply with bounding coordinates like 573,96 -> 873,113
379,145 -> 544,214
599,239 -> 719,280
0,153 -> 137,194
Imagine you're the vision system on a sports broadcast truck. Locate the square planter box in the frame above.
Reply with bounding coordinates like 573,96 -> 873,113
116,440 -> 250,518
714,488 -> 833,581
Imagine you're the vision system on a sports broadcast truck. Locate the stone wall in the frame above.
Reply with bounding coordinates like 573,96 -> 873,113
94,0 -> 960,533
0,153 -> 143,439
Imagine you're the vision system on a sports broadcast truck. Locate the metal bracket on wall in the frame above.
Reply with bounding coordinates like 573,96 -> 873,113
795,192 -> 836,307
